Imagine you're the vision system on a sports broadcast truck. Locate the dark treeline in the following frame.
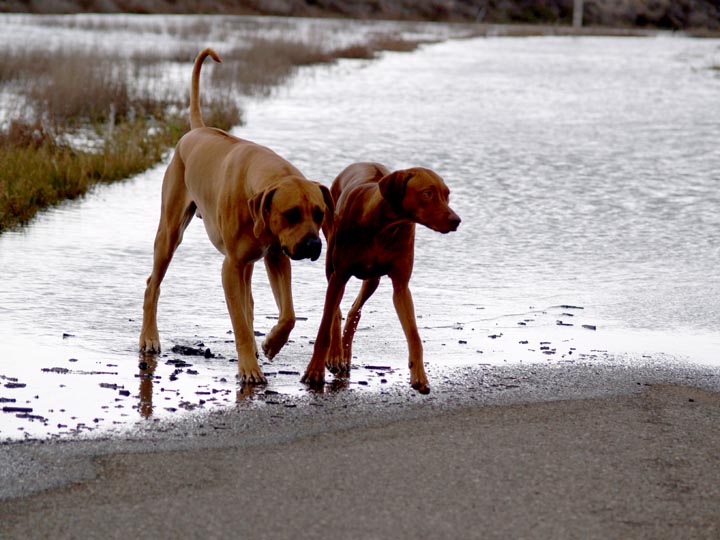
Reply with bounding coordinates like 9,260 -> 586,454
1,0 -> 719,31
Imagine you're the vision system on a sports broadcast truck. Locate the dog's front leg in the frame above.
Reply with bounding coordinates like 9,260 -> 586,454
222,257 -> 265,384
391,279 -> 429,394
262,249 -> 295,359
303,273 -> 347,387
140,276 -> 163,353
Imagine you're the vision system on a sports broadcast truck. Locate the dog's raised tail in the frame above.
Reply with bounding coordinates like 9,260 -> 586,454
190,48 -> 222,130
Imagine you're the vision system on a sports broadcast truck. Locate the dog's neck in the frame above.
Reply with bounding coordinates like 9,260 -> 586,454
365,187 -> 416,240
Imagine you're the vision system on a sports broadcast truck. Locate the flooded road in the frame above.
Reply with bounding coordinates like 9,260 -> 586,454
1,27 -> 720,440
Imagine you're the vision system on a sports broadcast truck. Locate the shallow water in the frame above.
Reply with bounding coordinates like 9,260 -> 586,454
1,23 -> 719,440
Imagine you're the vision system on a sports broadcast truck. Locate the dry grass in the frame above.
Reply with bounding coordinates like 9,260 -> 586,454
371,36 -> 434,52
211,37 -> 333,96
1,48 -> 182,125
30,14 -> 216,37
130,45 -> 199,65
0,45 -> 241,231
0,17 -> 436,231
208,31 -> 428,96
332,36 -> 436,59
333,44 -> 376,60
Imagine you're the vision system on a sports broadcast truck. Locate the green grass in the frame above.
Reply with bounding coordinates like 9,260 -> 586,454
0,116 -> 184,231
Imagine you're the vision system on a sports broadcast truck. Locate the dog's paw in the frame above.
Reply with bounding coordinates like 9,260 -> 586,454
139,335 -> 161,353
262,336 -> 285,360
410,371 -> 431,395
262,323 -> 293,359
301,368 -> 325,388
238,366 -> 267,385
325,356 -> 350,375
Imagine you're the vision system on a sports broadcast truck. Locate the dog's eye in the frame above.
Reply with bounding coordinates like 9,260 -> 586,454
312,208 -> 324,224
421,190 -> 433,200
283,208 -> 302,225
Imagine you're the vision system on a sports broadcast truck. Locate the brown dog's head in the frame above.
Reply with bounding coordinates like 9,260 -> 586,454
379,168 -> 461,234
248,178 -> 334,261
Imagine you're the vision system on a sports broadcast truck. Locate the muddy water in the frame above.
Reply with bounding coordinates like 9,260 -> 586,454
2,32 -> 720,440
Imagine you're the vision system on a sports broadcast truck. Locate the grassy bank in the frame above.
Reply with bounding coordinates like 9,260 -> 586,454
0,40 -> 237,232
0,16 -> 443,232
0,118 -> 185,229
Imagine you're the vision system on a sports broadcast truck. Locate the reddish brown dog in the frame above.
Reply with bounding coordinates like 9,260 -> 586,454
302,162 -> 461,393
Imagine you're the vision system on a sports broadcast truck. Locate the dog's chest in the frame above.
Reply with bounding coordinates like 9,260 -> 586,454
351,239 -> 410,280
336,218 -> 414,280
353,256 -> 391,280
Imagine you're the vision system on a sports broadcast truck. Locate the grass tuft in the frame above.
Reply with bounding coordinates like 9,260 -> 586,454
212,37 -> 334,96
0,117 -> 183,231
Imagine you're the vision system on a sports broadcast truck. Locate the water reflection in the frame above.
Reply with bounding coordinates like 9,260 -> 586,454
236,383 -> 267,402
314,377 -> 352,395
137,355 -> 157,418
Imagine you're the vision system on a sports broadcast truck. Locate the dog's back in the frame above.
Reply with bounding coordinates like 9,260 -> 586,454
331,162 -> 388,207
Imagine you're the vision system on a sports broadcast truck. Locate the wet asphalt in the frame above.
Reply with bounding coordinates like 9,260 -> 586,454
1,359 -> 720,539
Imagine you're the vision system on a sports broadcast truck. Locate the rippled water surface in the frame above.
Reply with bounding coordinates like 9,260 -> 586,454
1,24 -> 719,440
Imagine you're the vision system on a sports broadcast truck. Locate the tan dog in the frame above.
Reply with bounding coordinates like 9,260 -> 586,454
139,48 -> 333,384
302,162 -> 460,393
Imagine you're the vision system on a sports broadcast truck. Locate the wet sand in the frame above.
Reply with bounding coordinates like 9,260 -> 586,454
1,360 -> 720,539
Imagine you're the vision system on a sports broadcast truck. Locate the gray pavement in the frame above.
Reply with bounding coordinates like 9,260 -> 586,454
1,360 -> 720,539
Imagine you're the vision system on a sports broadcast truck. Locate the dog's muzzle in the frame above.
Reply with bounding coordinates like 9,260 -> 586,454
285,235 -> 322,261
447,213 -> 461,232
434,212 -> 461,234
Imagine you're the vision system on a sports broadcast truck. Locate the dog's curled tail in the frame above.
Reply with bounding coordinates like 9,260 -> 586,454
190,48 -> 222,130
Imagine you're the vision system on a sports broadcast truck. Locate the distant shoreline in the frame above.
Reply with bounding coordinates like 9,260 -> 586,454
1,0 -> 719,36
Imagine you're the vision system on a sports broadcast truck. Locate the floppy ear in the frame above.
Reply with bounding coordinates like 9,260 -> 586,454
318,183 -> 335,230
378,170 -> 411,212
248,187 -> 276,238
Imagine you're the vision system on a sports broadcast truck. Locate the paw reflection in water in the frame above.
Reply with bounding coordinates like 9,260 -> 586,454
137,355 -> 157,419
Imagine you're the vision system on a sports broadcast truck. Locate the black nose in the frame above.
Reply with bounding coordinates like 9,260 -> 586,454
294,236 -> 322,261
448,214 -> 461,231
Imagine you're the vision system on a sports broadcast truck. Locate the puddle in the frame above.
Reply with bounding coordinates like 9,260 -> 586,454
2,18 -> 720,441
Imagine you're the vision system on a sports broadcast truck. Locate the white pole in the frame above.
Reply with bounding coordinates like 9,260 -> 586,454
573,0 -> 584,28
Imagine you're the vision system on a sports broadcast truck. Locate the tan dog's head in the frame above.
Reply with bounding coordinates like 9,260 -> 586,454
379,168 -> 461,234
249,178 -> 334,261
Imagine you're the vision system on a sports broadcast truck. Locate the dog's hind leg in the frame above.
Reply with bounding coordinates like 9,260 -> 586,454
326,304 -> 344,373
333,277 -> 380,373
140,156 -> 195,353
262,248 -> 295,359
